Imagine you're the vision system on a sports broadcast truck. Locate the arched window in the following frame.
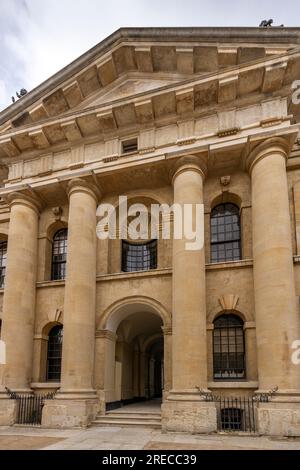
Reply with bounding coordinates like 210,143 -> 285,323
0,241 -> 7,288
122,240 -> 157,272
51,229 -> 68,280
46,325 -> 63,381
210,203 -> 241,263
213,314 -> 245,379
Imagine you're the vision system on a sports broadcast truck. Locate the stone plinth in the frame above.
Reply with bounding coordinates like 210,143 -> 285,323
42,391 -> 99,428
256,394 -> 300,437
161,391 -> 217,434
0,394 -> 16,426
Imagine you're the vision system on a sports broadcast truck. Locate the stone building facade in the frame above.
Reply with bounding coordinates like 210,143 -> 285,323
0,27 -> 300,435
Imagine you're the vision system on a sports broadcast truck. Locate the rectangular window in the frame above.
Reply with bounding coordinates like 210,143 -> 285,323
122,240 -> 157,272
122,138 -> 138,154
0,241 -> 7,288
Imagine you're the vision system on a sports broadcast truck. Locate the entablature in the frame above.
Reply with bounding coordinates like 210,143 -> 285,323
1,96 -> 292,186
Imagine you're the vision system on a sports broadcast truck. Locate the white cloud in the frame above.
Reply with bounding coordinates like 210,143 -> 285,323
0,80 -> 7,105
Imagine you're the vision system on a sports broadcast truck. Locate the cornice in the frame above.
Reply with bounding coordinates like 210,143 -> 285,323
0,49 -> 298,143
0,28 -> 292,117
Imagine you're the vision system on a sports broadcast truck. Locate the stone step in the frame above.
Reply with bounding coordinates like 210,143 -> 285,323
91,418 -> 161,428
106,412 -> 161,420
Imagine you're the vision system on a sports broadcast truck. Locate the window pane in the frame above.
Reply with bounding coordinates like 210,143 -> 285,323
213,314 -> 245,379
210,203 -> 241,263
46,325 -> 63,381
122,240 -> 157,272
51,229 -> 68,280
0,241 -> 7,288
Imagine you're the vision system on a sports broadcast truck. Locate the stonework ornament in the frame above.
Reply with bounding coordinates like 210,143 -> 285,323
218,294 -> 239,311
52,206 -> 62,221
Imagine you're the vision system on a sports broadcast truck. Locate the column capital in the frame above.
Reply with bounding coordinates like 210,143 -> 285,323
161,325 -> 172,336
245,137 -> 290,174
4,191 -> 43,214
95,329 -> 117,341
170,154 -> 207,185
67,178 -> 101,204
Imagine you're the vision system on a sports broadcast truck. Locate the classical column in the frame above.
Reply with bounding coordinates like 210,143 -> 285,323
162,155 -> 217,433
42,178 -> 100,427
0,192 -> 40,424
247,137 -> 300,436
0,193 -> 40,390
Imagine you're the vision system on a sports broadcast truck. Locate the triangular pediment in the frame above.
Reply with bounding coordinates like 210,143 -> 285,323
75,75 -> 181,110
0,27 -> 299,159
1,27 -> 299,133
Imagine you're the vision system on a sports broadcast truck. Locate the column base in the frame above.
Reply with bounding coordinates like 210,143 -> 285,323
42,390 -> 99,428
256,392 -> 300,437
161,390 -> 217,434
96,389 -> 106,416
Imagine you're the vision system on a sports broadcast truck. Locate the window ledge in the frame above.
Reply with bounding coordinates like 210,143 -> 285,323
206,259 -> 253,270
208,381 -> 258,389
36,279 -> 65,288
31,382 -> 60,389
96,268 -> 172,282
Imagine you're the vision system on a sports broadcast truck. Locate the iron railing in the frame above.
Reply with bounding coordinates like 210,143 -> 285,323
216,395 -> 256,432
5,387 -> 56,425
197,386 -> 278,433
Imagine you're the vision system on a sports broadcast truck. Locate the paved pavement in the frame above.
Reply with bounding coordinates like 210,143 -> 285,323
0,425 -> 300,450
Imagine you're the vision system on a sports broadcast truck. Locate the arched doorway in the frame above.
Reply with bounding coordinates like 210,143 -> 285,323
115,311 -> 163,406
96,298 -> 171,411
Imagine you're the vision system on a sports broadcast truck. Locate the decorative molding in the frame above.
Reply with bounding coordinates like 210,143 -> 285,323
161,326 -> 172,336
33,334 -> 48,341
139,147 -> 155,154
217,127 -> 240,138
103,155 -> 119,163
69,145 -> 84,169
218,294 -> 239,311
47,307 -> 63,324
52,206 -> 62,221
220,175 -> 231,186
95,329 -> 117,341
176,137 -> 196,146
260,117 -> 282,128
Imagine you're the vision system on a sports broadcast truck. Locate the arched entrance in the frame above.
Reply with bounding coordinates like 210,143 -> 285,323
96,297 -> 171,411
115,312 -> 163,405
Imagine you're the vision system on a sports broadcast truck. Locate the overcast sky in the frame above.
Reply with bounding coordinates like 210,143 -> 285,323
0,0 -> 299,111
